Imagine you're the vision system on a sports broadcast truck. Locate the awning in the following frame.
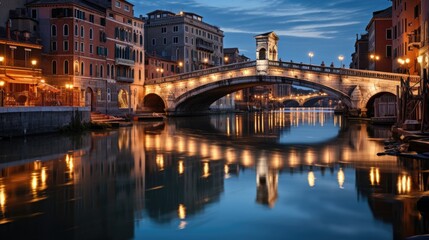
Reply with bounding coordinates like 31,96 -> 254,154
5,73 -> 38,84
37,82 -> 60,93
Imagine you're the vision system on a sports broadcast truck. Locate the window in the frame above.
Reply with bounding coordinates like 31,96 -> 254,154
80,26 -> 84,37
173,37 -> 179,44
52,61 -> 57,74
100,17 -> 106,26
89,64 -> 93,76
51,25 -> 57,36
63,24 -> 69,36
125,5 -> 130,11
63,40 -> 69,51
152,38 -> 156,46
185,26 -> 188,32
163,38 -> 167,44
89,14 -> 94,23
115,1 -> 121,7
386,29 -> 392,40
173,26 -> 179,32
386,45 -> 392,58
414,5 -> 420,18
100,65 -> 104,78
107,88 -> 111,102
74,41 -> 78,51
89,28 -> 93,40
161,27 -> 167,33
89,44 -> 93,54
74,25 -> 78,36
64,60 -> 69,74
81,62 -> 84,75
51,41 -> 57,51
32,9 -> 37,19
80,42 -> 84,52
107,64 -> 110,77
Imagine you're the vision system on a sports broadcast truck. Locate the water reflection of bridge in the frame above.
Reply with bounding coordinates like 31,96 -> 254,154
0,113 -> 428,239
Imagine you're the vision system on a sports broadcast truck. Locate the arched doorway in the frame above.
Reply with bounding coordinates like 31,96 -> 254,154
85,87 -> 96,111
118,89 -> 129,109
259,48 -> 266,60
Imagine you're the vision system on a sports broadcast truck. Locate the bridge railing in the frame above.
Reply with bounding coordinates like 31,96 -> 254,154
145,61 -> 257,85
269,61 -> 420,82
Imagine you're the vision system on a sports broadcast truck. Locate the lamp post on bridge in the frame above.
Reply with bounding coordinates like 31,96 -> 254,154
308,52 -> 314,65
370,54 -> 380,71
397,57 -> 410,124
338,55 -> 344,68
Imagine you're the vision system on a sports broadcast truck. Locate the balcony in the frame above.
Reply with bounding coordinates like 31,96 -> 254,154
116,76 -> 134,83
196,38 -> 214,53
115,58 -> 134,67
408,33 -> 421,49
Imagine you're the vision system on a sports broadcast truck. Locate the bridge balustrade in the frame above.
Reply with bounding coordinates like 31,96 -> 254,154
271,60 -> 418,82
145,61 -> 257,85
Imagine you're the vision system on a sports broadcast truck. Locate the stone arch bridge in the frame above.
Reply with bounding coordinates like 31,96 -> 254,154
144,60 -> 419,116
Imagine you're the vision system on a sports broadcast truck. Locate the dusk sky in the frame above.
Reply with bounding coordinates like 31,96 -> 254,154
130,0 -> 391,66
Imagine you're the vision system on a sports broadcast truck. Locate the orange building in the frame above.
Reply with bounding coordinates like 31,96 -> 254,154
27,0 -> 144,115
366,7 -> 392,72
392,0 -> 421,74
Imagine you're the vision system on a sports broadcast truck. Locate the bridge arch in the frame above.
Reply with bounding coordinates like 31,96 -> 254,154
283,99 -> 300,107
171,76 -> 353,113
365,92 -> 397,118
143,93 -> 166,112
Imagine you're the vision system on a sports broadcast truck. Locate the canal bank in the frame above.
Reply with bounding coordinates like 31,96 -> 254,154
0,107 -> 90,137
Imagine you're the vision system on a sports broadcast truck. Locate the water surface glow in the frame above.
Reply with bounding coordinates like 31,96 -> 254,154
0,111 -> 428,240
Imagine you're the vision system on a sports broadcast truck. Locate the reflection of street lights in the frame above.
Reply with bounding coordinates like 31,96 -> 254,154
0,80 -> 5,107
308,52 -> 314,65
338,55 -> 344,68
370,54 -> 380,70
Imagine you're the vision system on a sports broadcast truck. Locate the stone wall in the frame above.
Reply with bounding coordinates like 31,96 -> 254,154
0,107 -> 90,137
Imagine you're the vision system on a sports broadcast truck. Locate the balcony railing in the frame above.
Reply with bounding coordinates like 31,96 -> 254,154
115,58 -> 134,67
116,76 -> 134,83
408,34 -> 421,49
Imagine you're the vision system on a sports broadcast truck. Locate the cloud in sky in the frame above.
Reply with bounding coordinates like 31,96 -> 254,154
130,0 -> 391,64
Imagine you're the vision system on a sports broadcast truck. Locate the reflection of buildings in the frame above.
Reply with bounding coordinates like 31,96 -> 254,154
0,128 -> 145,239
144,152 -> 224,223
256,157 -> 278,207
355,157 -> 429,240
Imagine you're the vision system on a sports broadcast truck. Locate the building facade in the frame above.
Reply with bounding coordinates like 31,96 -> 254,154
145,53 -> 179,80
350,33 -> 369,70
392,0 -> 421,74
418,0 -> 428,130
144,10 -> 224,73
26,0 -> 144,114
366,7 -> 392,72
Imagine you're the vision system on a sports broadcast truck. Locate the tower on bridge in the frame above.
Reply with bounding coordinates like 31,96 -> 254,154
255,32 -> 279,75
255,32 -> 279,61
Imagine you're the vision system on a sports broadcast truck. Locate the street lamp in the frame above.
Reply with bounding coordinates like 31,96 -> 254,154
370,54 -> 380,70
338,55 -> 344,68
177,61 -> 183,73
0,56 -> 4,64
65,83 -> 73,106
308,52 -> 314,65
224,56 -> 229,65
397,58 -> 410,74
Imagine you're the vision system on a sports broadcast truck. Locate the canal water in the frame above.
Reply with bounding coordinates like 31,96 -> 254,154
0,109 -> 428,240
